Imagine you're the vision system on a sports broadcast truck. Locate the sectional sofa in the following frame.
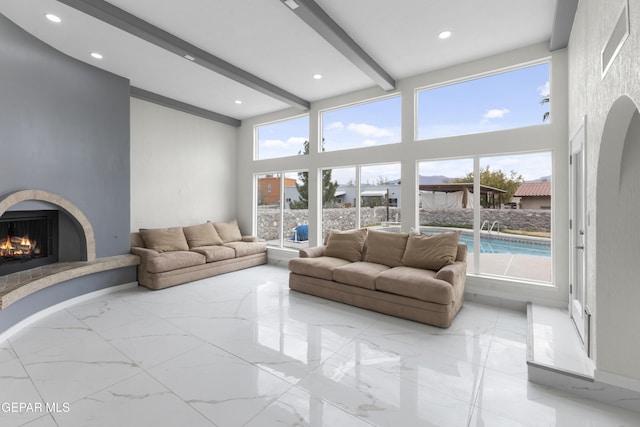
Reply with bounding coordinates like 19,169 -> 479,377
289,229 -> 467,328
131,220 -> 267,290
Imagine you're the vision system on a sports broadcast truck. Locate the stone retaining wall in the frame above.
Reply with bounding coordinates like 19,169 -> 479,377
419,208 -> 551,232
256,207 -> 550,240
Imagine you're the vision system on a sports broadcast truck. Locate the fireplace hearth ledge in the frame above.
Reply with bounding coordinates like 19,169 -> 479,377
0,254 -> 140,309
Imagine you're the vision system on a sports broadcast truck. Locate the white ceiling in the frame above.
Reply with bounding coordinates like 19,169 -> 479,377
0,0 -> 558,121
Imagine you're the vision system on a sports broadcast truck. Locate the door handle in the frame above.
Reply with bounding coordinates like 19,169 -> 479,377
575,245 -> 584,250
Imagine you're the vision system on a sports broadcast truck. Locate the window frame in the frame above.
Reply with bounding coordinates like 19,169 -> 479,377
254,114 -> 310,161
319,93 -> 403,153
414,59 -> 552,142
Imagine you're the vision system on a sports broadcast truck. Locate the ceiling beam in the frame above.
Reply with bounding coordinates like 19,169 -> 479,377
550,0 -> 579,51
130,87 -> 241,127
57,0 -> 311,110
281,0 -> 395,91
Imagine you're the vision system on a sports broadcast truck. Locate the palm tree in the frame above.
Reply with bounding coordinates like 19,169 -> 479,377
541,96 -> 550,122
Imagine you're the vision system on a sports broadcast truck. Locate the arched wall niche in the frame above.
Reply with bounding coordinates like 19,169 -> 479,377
595,95 -> 640,383
0,190 -> 96,262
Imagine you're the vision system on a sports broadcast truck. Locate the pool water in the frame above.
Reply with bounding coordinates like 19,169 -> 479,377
458,234 -> 550,258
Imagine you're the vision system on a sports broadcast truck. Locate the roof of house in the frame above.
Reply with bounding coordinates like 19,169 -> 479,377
514,182 -> 552,197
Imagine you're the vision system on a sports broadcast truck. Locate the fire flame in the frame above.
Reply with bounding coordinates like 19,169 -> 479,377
0,235 -> 33,257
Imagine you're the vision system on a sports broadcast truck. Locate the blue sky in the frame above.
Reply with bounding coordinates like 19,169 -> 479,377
417,62 -> 550,139
257,63 -> 551,184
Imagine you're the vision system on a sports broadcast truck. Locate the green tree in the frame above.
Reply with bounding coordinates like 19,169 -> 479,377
289,140 -> 338,209
454,166 -> 524,203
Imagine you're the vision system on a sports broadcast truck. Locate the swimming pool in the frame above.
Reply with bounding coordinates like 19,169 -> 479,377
458,234 -> 550,257
415,227 -> 551,258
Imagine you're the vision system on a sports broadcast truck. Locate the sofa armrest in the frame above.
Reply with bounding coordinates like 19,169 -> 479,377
435,261 -> 467,286
131,246 -> 160,264
299,245 -> 326,258
241,236 -> 259,243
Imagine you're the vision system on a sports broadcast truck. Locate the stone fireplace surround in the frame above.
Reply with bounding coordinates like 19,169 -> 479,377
0,190 -> 139,310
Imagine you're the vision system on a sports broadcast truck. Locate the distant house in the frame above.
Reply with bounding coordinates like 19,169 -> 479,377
514,181 -> 552,209
258,176 -> 297,205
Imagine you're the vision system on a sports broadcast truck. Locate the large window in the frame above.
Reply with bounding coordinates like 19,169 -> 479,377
417,62 -> 550,140
321,96 -> 401,152
256,172 -> 309,249
360,163 -> 401,229
322,167 -> 356,238
321,164 -> 402,239
418,158 -> 475,275
251,56 -> 559,289
256,116 -> 309,160
479,152 -> 552,283
418,152 -> 551,283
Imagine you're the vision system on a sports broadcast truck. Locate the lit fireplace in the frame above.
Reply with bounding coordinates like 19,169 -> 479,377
0,233 -> 38,258
0,211 -> 58,276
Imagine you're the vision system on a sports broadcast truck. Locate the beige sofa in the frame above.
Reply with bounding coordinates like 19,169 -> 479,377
288,229 -> 467,328
131,220 -> 267,290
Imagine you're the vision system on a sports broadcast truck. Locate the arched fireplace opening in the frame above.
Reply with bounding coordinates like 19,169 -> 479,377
0,190 -> 96,277
0,210 -> 59,275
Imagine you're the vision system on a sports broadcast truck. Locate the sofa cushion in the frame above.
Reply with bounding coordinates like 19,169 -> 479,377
146,251 -> 206,273
324,229 -> 367,262
333,262 -> 390,290
288,257 -> 351,281
213,220 -> 243,243
190,245 -> 236,262
375,266 -> 454,305
401,231 -> 461,271
364,230 -> 408,267
140,227 -> 189,253
223,241 -> 267,257
183,223 -> 224,248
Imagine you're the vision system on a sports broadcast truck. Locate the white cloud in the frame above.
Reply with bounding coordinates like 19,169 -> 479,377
262,137 -> 306,150
262,139 -> 287,148
326,121 -> 344,130
538,81 -> 550,97
347,123 -> 393,138
483,108 -> 510,120
362,139 -> 377,146
287,136 -> 307,145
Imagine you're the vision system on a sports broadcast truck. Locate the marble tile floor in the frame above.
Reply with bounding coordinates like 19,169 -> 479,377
1,264 -> 638,427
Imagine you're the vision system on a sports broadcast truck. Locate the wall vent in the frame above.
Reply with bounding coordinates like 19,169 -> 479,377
602,0 -> 630,78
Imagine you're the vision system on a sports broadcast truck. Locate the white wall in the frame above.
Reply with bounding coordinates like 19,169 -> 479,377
237,42 -> 570,306
568,0 -> 640,389
130,98 -> 238,230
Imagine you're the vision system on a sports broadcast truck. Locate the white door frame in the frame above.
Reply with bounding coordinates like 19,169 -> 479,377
569,117 -> 588,352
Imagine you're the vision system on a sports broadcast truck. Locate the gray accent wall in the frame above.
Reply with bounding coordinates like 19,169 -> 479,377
0,14 -> 135,332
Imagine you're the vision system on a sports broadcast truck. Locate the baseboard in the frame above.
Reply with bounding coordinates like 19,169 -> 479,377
0,281 -> 138,343
266,247 -> 299,262
595,369 -> 640,394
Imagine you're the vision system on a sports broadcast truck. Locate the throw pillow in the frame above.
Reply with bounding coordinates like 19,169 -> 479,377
183,223 -> 224,248
213,219 -> 243,243
364,229 -> 409,267
140,227 -> 189,252
324,229 -> 367,262
401,231 -> 461,271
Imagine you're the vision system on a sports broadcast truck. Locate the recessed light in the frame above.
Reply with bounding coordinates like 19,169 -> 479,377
184,54 -> 196,61
313,74 -> 322,80
234,100 -> 242,105
45,13 -> 62,23
282,0 -> 300,10
90,52 -> 103,59
438,30 -> 452,40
